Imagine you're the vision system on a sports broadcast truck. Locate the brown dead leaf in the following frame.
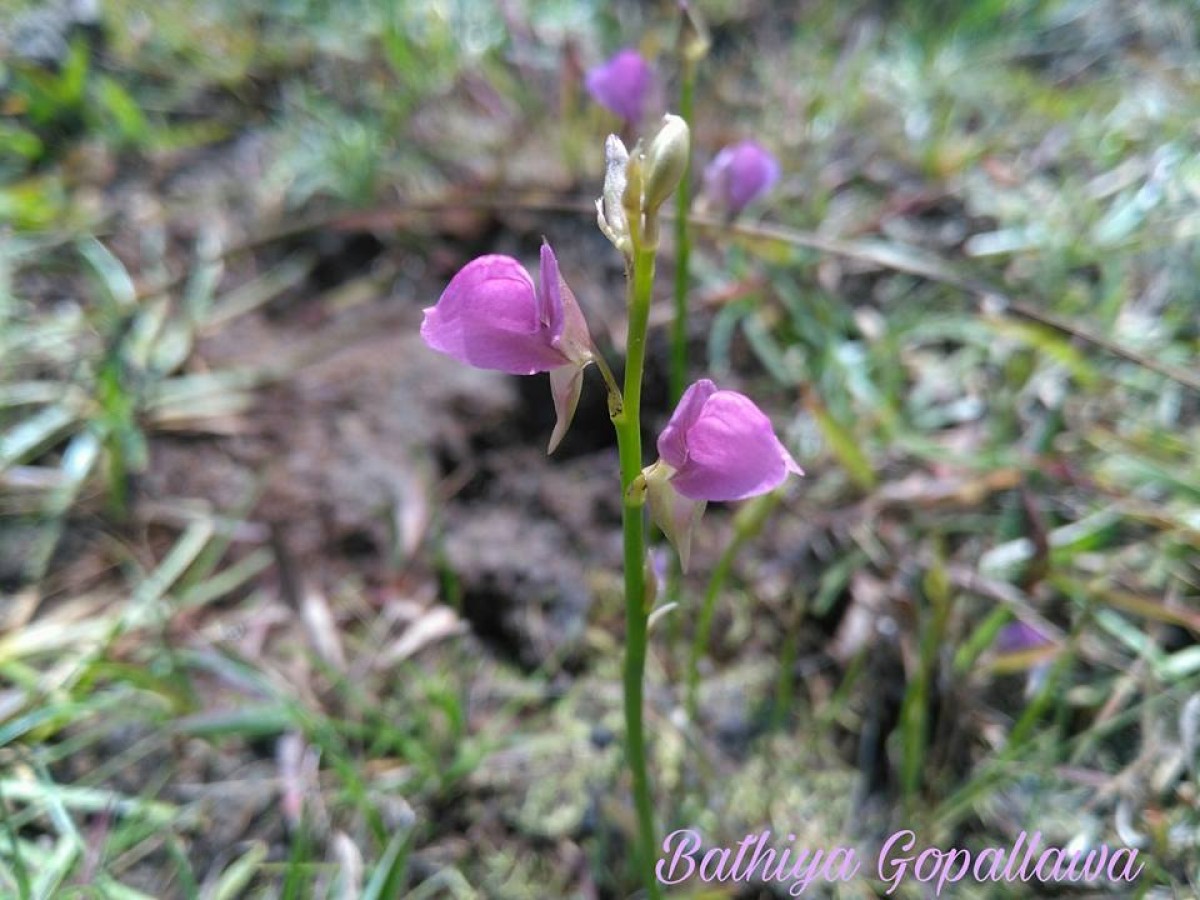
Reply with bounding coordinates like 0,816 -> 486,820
378,605 -> 467,666
301,586 -> 346,673
873,468 -> 1021,510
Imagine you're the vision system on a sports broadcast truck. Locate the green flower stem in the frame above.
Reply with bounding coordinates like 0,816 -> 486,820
669,60 -> 696,406
612,242 -> 661,900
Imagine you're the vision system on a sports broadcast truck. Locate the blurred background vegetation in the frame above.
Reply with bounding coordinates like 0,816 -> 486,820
0,0 -> 1198,896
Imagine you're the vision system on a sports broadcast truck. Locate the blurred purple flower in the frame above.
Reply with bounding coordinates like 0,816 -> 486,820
657,379 -> 802,502
648,546 -> 670,604
993,620 -> 1055,700
421,243 -> 594,452
703,140 -> 780,216
993,621 -> 1052,654
585,49 -> 652,124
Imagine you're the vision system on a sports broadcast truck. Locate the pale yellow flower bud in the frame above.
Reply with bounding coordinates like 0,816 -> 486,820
643,114 -> 690,215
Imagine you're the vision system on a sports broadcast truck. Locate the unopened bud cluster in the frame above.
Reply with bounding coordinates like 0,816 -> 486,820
598,114 -> 691,257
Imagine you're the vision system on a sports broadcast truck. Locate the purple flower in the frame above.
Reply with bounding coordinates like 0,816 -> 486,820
993,621 -> 1051,655
645,380 -> 801,571
703,141 -> 780,216
585,49 -> 652,124
657,379 -> 802,502
421,243 -> 594,452
991,621 -> 1055,699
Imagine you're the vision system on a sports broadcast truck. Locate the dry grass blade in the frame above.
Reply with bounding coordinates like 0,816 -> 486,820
0,780 -> 177,825
243,196 -> 1200,391
202,253 -> 316,333
0,406 -> 79,471
710,216 -> 1200,392
300,585 -> 347,673
378,605 -> 467,667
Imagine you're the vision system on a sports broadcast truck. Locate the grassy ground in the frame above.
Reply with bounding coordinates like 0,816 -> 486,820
1,0 -> 1198,897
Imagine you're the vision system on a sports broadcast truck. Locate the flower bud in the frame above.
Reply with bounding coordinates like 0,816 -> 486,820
643,114 -> 690,215
677,1 -> 711,65
597,134 -> 632,255
621,141 -> 645,237
643,550 -> 662,612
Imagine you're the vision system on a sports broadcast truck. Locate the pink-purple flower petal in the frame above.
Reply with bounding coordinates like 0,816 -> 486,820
657,378 -> 717,470
422,246 -> 597,450
537,242 -> 564,342
421,254 -> 569,375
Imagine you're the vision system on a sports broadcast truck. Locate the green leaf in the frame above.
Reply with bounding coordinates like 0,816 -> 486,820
0,780 -> 175,825
59,40 -> 90,109
79,238 -> 136,311
172,704 -> 294,740
0,124 -> 44,162
0,405 -> 78,469
0,177 -> 68,230
807,392 -> 876,490
362,829 -> 411,900
30,834 -> 78,900
211,842 -> 268,900
982,318 -> 1100,389
812,549 -> 867,617
706,298 -> 752,379
742,311 -> 800,384
95,77 -> 149,144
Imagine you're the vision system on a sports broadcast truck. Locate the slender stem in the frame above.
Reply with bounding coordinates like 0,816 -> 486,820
613,243 -> 660,900
669,60 -> 696,406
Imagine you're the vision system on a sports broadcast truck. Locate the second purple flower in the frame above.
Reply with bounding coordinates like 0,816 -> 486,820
703,140 -> 780,217
657,378 -> 802,502
644,379 -> 802,569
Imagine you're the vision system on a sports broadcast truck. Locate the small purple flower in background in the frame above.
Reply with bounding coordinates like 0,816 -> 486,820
703,140 -> 780,217
585,49 -> 653,125
993,621 -> 1052,655
645,378 -> 801,569
421,243 -> 595,452
992,620 -> 1056,699
646,545 -> 670,608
